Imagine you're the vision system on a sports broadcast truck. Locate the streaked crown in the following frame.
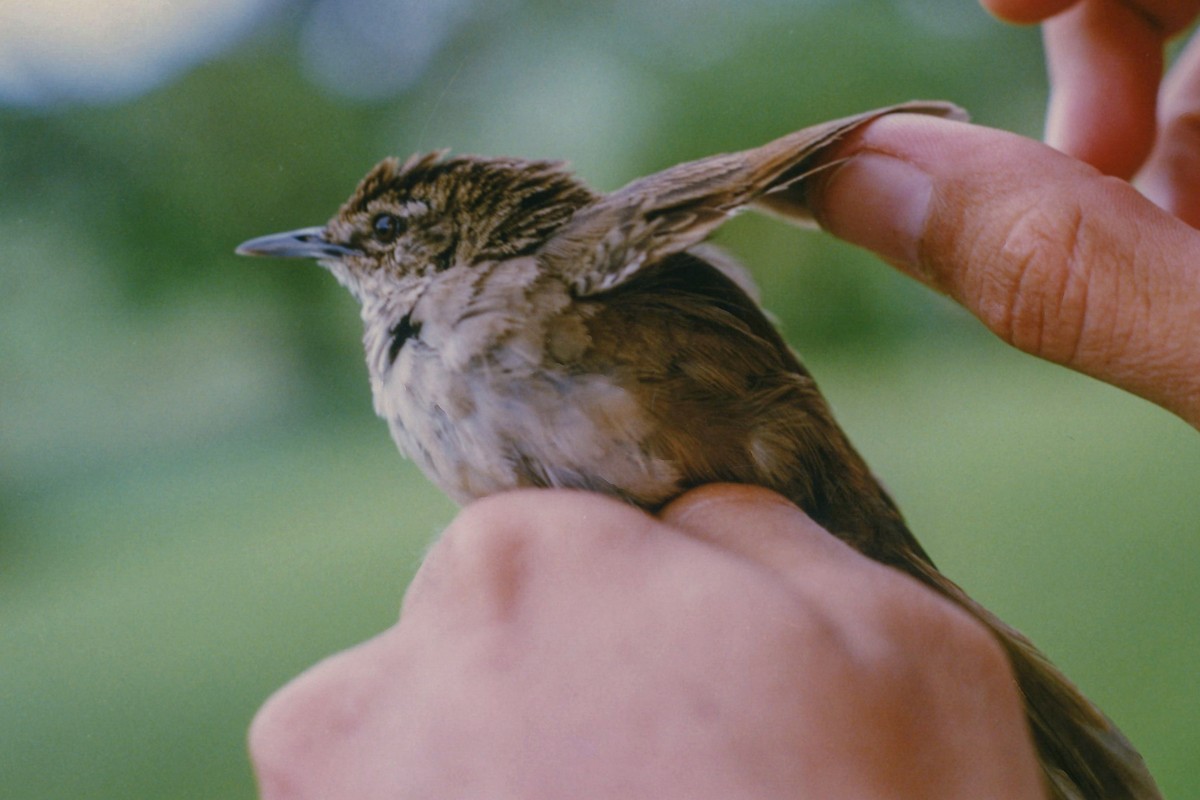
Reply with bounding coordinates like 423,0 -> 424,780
325,152 -> 597,274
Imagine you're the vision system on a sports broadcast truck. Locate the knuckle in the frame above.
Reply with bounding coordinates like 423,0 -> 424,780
443,492 -> 537,569
445,489 -> 609,569
854,567 -> 1011,694
926,599 -> 1012,679
247,672 -> 338,796
248,643 -> 399,798
430,489 -> 640,621
430,493 -> 544,621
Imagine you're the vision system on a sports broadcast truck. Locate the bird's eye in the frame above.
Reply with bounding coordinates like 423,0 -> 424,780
371,213 -> 405,243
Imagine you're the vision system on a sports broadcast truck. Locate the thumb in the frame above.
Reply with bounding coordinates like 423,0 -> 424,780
658,484 -> 905,607
659,484 -> 858,575
808,113 -> 1200,429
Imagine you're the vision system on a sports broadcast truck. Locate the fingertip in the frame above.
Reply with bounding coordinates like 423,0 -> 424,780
979,0 -> 1076,25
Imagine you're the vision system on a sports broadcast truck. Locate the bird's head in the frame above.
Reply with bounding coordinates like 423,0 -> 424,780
236,152 -> 596,306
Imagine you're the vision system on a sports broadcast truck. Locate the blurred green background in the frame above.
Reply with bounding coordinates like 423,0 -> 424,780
2,1 -> 1197,797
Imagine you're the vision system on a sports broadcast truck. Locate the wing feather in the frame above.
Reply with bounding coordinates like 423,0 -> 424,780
541,101 -> 967,296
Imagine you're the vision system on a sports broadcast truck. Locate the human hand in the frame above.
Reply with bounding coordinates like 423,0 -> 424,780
249,486 -> 1043,799
809,113 -> 1200,428
980,0 -> 1200,222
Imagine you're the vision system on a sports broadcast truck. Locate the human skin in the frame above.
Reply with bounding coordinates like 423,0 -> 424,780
250,486 -> 1045,799
248,7 -> 1200,795
246,111 -> 1200,800
983,0 -> 1200,223
811,114 -> 1200,430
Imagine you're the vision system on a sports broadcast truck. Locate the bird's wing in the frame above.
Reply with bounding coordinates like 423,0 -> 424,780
540,101 -> 966,296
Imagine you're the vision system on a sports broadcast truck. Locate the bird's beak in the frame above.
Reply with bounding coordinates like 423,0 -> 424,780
235,226 -> 359,259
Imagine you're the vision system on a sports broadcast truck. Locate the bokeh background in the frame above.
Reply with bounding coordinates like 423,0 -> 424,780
3,1 -> 1198,797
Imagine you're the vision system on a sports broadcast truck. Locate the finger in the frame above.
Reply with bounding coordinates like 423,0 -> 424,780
662,484 -> 1041,796
659,484 -> 900,602
1138,31 -> 1200,226
1042,0 -> 1166,178
659,484 -> 1007,687
400,489 -> 654,626
660,484 -> 852,565
979,0 -> 1078,24
809,114 -> 1200,428
983,0 -> 1198,27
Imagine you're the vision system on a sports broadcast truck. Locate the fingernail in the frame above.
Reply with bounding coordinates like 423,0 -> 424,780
812,153 -> 933,273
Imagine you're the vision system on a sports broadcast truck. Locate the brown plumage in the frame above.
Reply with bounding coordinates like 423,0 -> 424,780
237,102 -> 1161,798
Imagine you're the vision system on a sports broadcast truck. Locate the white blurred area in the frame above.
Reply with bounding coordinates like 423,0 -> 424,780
0,0 -> 275,104
299,0 -> 501,99
0,0 -> 510,106
0,0 -> 512,106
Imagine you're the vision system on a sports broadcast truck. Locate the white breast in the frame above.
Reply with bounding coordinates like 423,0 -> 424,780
365,262 -> 681,505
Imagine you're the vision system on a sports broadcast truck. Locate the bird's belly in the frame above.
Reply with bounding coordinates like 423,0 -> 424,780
375,354 -> 682,507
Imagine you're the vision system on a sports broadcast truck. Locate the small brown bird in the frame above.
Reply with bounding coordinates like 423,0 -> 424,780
237,102 -> 1160,799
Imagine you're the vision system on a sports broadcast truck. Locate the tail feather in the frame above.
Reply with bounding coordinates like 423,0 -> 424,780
904,557 -> 1161,800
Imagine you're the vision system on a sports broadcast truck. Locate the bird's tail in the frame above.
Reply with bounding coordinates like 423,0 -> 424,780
804,441 -> 1161,798
903,557 -> 1162,800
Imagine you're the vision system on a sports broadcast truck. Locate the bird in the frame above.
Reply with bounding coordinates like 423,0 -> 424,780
237,101 -> 1160,799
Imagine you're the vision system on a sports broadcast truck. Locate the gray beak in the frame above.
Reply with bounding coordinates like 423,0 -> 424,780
235,226 -> 359,259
